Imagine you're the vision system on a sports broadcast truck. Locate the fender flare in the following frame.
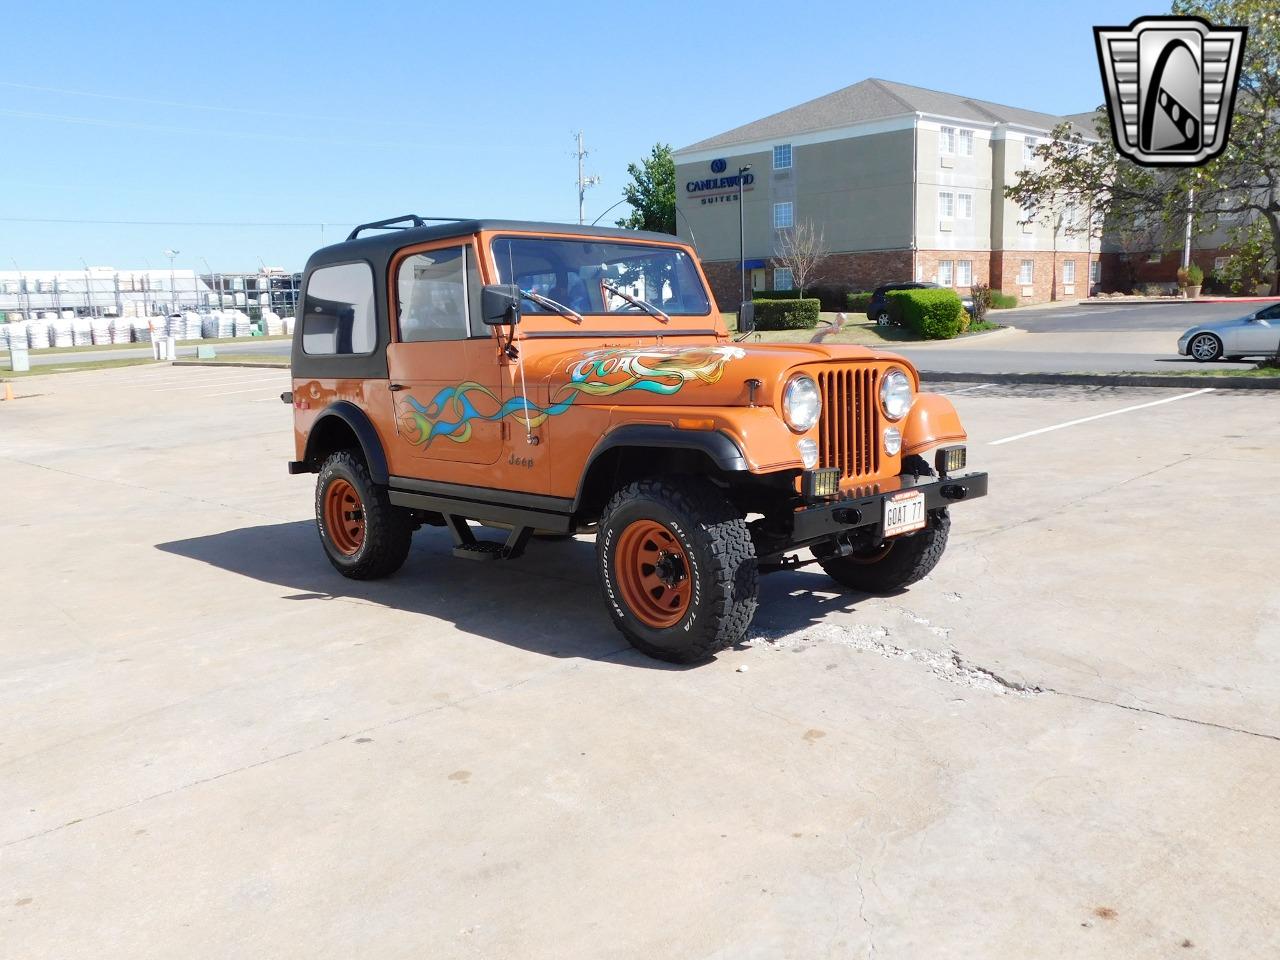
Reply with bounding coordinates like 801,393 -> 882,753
572,424 -> 749,511
304,400 -> 390,484
901,392 -> 967,457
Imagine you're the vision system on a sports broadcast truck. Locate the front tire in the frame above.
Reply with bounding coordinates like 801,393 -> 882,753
820,509 -> 950,594
1188,332 -> 1222,362
316,450 -> 412,579
597,477 -> 758,663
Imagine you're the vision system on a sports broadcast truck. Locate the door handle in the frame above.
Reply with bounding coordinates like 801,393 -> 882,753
388,383 -> 406,392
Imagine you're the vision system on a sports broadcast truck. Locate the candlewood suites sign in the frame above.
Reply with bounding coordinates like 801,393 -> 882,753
686,159 -> 754,205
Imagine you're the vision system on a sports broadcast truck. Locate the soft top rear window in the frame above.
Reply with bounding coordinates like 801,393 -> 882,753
491,237 -> 710,316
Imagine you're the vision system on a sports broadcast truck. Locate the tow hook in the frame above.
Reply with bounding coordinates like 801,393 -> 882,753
833,507 -> 862,525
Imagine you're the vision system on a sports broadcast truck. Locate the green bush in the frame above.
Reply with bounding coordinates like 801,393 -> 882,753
989,291 -> 1019,309
751,297 -> 821,330
753,289 -> 801,300
806,283 -> 856,311
846,291 -> 873,312
1187,263 -> 1204,285
884,289 -> 964,340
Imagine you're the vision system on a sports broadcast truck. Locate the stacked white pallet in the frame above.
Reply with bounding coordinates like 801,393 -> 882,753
90,317 -> 113,345
233,310 -> 252,338
181,311 -> 201,339
110,317 -> 131,344
282,315 -> 295,336
72,318 -> 93,346
131,319 -> 152,343
51,317 -> 74,348
218,311 -> 236,338
261,310 -> 283,336
2,322 -> 24,350
28,321 -> 51,349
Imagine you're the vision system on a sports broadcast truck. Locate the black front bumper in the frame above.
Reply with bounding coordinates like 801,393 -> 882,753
790,471 -> 988,545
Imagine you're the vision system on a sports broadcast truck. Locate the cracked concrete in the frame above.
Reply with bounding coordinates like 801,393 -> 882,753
3,366 -> 1280,959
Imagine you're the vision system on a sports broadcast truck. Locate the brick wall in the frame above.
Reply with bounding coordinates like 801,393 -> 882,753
1099,248 -> 1228,292
915,250 -> 991,293
700,249 -> 912,310
992,251 -> 1097,303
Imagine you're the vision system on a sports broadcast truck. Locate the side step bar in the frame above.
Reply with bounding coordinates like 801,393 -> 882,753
388,486 -> 570,561
443,514 -> 532,561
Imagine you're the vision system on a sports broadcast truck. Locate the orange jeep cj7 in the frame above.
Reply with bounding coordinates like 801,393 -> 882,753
285,216 -> 987,662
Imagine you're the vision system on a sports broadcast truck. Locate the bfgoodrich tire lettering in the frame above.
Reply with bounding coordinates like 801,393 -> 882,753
597,477 -> 758,663
820,509 -> 950,594
316,450 -> 412,580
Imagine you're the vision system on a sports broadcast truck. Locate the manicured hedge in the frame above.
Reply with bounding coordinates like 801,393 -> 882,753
751,297 -> 821,330
753,289 -> 802,300
884,289 -> 964,339
846,291 -> 872,312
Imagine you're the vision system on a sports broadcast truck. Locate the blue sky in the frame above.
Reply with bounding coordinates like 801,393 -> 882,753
1,0 -> 1154,272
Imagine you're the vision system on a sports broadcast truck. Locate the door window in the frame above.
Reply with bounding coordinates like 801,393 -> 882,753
397,246 -> 471,342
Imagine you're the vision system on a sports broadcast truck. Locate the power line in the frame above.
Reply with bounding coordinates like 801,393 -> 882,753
0,216 -> 352,228
0,79 -> 407,127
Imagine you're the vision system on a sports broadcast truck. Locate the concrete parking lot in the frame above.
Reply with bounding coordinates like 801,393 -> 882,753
2,364 -> 1278,959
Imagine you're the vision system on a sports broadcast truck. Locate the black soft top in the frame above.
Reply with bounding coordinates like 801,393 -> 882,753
306,219 -> 681,271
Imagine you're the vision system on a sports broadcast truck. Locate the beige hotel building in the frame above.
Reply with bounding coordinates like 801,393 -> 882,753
674,78 -> 1099,309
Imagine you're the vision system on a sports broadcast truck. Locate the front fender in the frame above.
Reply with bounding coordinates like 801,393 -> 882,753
901,392 -> 966,457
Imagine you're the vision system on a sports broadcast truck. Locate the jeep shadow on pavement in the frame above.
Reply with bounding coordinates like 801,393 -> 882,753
281,215 -> 988,664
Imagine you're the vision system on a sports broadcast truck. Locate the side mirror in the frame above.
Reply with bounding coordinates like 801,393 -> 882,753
737,300 -> 755,334
481,284 -> 522,326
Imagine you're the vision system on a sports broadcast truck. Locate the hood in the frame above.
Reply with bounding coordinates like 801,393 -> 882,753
521,339 -> 908,408
1183,312 -> 1259,336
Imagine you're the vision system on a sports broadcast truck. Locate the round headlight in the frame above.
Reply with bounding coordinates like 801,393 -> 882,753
879,368 -> 913,421
783,375 -> 821,432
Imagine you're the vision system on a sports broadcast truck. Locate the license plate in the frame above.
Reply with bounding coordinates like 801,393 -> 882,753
883,490 -> 926,537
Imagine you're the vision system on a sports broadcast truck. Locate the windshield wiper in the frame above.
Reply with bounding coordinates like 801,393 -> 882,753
601,280 -> 670,323
520,289 -> 582,324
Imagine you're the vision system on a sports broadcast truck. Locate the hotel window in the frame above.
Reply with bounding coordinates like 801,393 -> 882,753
1023,136 -> 1037,161
940,126 -> 956,154
958,129 -> 974,156
1090,260 -> 1101,282
938,191 -> 955,219
957,260 -> 973,286
772,201 -> 794,229
773,143 -> 792,170
1018,260 -> 1034,285
938,260 -> 954,286
957,192 -> 973,219
1062,260 -> 1076,285
1214,256 -> 1228,271
773,267 -> 793,290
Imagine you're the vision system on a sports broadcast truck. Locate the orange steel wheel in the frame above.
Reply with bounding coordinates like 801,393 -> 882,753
323,478 -> 366,556
614,519 -> 692,629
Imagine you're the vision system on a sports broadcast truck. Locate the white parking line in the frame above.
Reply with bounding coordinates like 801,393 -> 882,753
206,383 -> 289,397
152,376 -> 285,392
945,382 -> 996,396
989,388 -> 1215,446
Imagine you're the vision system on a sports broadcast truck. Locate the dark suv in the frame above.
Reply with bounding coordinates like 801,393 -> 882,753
866,282 -> 975,325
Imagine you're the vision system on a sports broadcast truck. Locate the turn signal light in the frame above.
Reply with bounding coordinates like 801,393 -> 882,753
802,468 -> 840,500
935,445 -> 967,476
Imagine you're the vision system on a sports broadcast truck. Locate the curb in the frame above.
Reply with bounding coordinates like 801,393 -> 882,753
1079,296 -> 1280,306
918,370 -> 1280,390
171,361 -> 290,369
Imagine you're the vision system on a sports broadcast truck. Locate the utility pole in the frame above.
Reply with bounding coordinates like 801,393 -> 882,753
574,130 -> 600,224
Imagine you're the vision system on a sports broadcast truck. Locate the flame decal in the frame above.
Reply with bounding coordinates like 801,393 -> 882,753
399,345 -> 745,447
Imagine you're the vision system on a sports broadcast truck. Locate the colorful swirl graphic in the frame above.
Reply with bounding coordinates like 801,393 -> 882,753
399,345 -> 745,447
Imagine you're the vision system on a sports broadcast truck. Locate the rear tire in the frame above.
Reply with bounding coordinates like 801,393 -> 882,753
316,450 -> 412,580
820,509 -> 950,594
597,477 -> 757,664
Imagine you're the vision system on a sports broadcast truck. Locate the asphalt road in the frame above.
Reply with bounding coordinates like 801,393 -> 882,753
4,364 -> 1278,958
1006,299 -> 1268,333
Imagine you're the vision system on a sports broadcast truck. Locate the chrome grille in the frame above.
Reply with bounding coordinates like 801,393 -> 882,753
816,366 -> 881,481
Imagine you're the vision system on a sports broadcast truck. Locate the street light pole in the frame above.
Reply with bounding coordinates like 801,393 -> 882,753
737,164 -> 752,305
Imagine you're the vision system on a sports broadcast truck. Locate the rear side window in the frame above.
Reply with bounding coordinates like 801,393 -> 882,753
302,262 -> 376,355
397,245 -> 472,342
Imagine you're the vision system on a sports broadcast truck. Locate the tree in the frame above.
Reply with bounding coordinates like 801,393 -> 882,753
772,220 -> 827,295
616,143 -> 676,235
1006,0 -> 1280,293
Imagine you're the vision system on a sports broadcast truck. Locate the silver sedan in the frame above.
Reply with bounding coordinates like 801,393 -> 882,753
1178,302 -> 1280,361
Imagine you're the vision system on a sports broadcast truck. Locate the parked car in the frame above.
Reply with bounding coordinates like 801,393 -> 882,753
866,281 -> 975,325
1178,302 -> 1280,361
285,216 -> 987,663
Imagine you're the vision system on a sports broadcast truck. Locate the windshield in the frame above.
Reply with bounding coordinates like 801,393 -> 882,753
491,236 -> 711,317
